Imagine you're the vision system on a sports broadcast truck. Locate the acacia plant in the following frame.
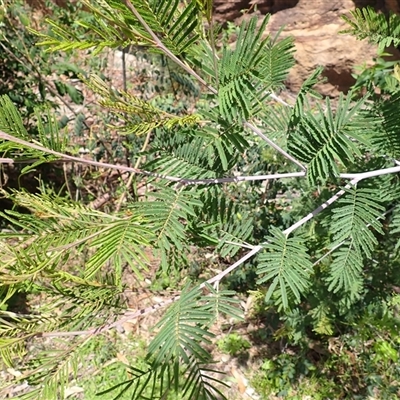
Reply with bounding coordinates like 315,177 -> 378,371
1,1 -> 400,398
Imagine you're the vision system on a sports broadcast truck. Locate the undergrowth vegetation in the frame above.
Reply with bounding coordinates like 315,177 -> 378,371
1,1 -> 400,399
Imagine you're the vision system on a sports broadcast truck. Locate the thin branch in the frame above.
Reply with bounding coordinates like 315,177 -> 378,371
243,121 -> 307,171
202,245 -> 262,286
3,130 -> 400,186
268,91 -> 292,107
179,171 -> 306,186
0,130 -> 181,182
284,165 -> 400,236
224,240 -> 255,250
345,165 -> 400,180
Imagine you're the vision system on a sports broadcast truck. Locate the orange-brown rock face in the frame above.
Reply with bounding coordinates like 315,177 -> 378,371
268,0 -> 376,96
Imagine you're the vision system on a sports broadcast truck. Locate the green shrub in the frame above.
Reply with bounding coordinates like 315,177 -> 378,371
0,0 -> 87,132
216,333 -> 251,356
1,2 -> 400,400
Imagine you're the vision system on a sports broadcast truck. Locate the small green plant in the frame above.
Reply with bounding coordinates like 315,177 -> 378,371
352,51 -> 400,95
216,333 -> 251,356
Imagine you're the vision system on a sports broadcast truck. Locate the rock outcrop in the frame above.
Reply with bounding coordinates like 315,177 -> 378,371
214,0 -> 400,96
212,0 -> 300,21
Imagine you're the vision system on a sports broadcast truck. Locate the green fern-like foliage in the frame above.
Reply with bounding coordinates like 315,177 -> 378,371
32,0 -> 202,56
133,185 -> 203,270
341,6 -> 400,51
256,227 -> 313,310
325,185 -> 385,301
370,92 -> 400,158
82,74 -> 202,135
218,15 -> 294,122
144,133 -> 220,179
288,86 -> 374,185
389,204 -> 400,254
96,284 -> 241,399
0,96 -> 57,165
196,185 -> 254,257
0,187 -> 153,285
148,284 -> 241,363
